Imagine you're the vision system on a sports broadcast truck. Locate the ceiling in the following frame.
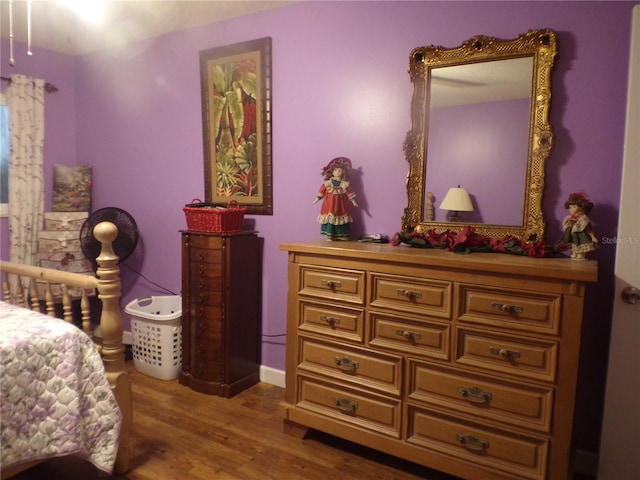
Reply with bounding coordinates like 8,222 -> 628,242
0,0 -> 297,56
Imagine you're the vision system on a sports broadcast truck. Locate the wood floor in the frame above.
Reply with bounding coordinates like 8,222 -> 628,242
11,361 -> 595,480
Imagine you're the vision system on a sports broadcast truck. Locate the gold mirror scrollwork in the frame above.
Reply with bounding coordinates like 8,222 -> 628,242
402,29 -> 557,241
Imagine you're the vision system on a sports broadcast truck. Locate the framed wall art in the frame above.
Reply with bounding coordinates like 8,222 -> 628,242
200,37 -> 272,215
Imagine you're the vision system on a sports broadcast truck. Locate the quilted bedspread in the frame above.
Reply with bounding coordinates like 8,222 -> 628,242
0,301 -> 122,474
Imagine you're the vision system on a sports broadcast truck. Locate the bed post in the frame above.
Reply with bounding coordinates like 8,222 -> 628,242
93,221 -> 132,474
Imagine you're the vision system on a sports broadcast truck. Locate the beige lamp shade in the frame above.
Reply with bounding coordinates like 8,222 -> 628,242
439,186 -> 474,212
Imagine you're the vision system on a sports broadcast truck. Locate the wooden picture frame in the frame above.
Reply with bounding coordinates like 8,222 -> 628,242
200,37 -> 272,215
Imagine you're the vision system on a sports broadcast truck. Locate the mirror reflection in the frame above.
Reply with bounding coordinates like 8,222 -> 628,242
427,57 -> 533,225
402,30 -> 557,241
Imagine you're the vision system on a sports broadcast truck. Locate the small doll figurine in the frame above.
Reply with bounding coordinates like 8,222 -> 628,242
312,157 -> 358,241
557,192 -> 598,259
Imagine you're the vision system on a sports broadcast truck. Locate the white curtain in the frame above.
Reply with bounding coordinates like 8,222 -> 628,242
6,74 -> 45,266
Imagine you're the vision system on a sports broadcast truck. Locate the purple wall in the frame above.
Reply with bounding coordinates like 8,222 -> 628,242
1,1 -> 637,454
428,99 -> 530,225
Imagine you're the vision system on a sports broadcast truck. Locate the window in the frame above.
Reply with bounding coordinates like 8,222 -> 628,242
0,93 -> 8,217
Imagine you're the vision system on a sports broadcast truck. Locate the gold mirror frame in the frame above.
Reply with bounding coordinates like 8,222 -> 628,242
402,29 -> 557,241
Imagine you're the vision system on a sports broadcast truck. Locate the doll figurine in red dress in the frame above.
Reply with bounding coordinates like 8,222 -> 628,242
312,157 -> 358,241
557,192 -> 598,259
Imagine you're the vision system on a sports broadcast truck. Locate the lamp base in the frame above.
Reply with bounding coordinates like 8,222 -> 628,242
447,212 -> 463,222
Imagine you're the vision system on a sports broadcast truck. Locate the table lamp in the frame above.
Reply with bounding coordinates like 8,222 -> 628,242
439,186 -> 474,222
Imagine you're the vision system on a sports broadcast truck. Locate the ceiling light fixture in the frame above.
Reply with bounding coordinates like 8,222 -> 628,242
56,0 -> 107,24
7,0 -> 32,66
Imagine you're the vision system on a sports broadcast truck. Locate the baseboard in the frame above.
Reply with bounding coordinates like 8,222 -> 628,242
260,365 -> 285,388
122,328 -> 284,387
574,449 -> 598,477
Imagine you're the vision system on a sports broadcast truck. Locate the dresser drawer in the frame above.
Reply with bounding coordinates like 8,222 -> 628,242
298,301 -> 364,343
297,376 -> 401,438
407,407 -> 548,480
298,338 -> 402,396
407,361 -> 553,432
370,274 -> 452,319
456,328 -> 558,382
369,312 -> 450,360
185,234 -> 224,250
188,290 -> 223,307
187,304 -> 222,327
299,266 -> 365,305
188,246 -> 223,265
191,335 -> 223,362
458,286 -> 560,335
187,268 -> 222,293
190,313 -> 223,342
190,358 -> 225,382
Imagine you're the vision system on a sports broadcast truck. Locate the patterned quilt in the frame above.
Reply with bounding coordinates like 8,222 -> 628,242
0,301 -> 122,474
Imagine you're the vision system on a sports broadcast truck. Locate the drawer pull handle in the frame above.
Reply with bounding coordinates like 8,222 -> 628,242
334,357 -> 359,372
320,315 -> 341,326
396,329 -> 422,341
198,265 -> 205,274
321,279 -> 342,289
198,252 -> 205,261
491,302 -> 523,314
397,289 -> 422,300
456,434 -> 489,451
458,386 -> 492,404
333,397 -> 358,413
489,346 -> 521,359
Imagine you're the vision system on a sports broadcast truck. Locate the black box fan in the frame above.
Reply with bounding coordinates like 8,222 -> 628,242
80,207 -> 139,268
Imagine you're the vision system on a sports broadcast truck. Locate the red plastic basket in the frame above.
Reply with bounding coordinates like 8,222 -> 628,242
183,199 -> 246,233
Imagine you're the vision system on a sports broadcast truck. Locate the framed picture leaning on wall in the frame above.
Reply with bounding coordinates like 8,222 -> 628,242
200,37 -> 273,215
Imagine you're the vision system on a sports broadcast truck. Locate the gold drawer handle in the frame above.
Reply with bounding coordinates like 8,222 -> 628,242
333,397 -> 358,413
334,357 -> 359,372
396,329 -> 422,341
320,315 -> 341,326
456,433 -> 489,451
321,279 -> 342,289
458,386 -> 492,404
397,289 -> 422,300
489,346 -> 521,359
491,302 -> 523,314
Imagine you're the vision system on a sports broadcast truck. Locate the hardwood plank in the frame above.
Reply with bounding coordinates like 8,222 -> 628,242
9,361 -> 592,480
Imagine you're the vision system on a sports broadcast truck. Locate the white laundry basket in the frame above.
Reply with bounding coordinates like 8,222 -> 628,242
125,296 -> 182,381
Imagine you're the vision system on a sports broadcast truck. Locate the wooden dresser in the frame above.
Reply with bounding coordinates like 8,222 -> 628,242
279,241 -> 597,480
179,230 -> 261,397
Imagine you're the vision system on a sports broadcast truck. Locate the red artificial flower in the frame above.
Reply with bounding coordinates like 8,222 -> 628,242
390,232 -> 402,246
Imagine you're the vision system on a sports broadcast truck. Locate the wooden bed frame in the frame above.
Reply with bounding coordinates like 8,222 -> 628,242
0,221 -> 131,478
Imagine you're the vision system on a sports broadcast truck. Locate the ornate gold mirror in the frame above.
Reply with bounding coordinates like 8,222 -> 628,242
402,29 -> 557,241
